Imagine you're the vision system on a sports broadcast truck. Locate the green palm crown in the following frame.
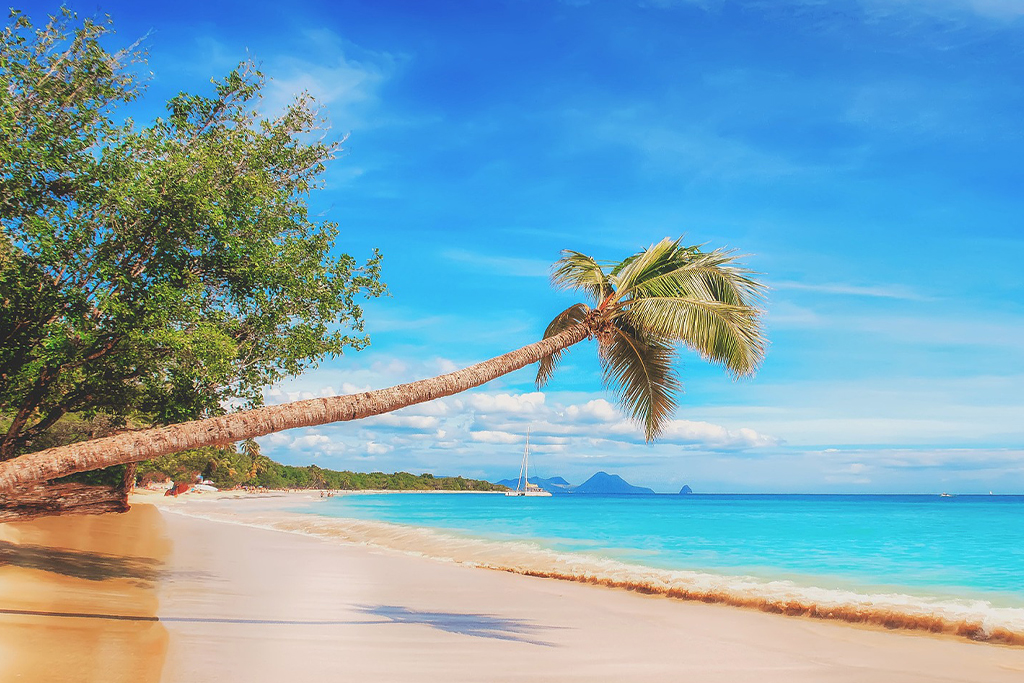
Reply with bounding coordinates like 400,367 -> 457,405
536,237 -> 767,441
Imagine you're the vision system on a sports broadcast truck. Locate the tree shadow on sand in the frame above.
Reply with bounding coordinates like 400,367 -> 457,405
0,540 -> 159,584
0,604 -> 559,646
356,605 -> 557,646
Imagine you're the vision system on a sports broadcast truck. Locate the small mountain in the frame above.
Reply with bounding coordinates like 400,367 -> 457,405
572,471 -> 654,495
495,475 -> 572,493
679,485 -> 693,495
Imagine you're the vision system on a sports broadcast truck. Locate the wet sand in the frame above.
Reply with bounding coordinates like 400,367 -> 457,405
4,497 -> 1024,682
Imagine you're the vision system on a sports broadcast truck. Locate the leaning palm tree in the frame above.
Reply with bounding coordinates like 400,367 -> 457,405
0,238 -> 765,492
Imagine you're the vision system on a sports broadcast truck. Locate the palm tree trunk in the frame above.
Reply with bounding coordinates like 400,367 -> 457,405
0,323 -> 591,492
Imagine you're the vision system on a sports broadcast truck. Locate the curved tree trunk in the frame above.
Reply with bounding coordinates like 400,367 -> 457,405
0,323 -> 591,492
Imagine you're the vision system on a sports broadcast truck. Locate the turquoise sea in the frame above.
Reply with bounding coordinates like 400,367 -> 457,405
289,492 -> 1024,640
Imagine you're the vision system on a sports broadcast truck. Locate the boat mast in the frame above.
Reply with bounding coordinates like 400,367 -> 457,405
524,428 -> 530,488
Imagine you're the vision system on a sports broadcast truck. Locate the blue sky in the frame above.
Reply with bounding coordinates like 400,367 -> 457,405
31,0 -> 1024,492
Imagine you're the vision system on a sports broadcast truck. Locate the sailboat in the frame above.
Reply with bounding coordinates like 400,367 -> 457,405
505,430 -> 552,497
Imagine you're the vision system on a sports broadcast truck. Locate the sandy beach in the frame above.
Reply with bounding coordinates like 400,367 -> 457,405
3,495 -> 1024,682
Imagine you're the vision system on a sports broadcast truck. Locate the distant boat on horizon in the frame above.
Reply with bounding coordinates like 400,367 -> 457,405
505,430 -> 552,497
940,492 -> 954,498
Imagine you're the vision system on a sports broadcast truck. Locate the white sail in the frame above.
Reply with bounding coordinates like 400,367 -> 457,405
505,429 -> 552,497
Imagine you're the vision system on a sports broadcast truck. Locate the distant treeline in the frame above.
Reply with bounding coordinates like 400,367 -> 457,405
137,446 -> 506,492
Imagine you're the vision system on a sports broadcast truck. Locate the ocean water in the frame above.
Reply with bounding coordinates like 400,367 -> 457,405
285,492 -> 1024,642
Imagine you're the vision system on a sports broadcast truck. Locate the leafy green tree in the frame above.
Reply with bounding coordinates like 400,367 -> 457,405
137,445 -> 510,491
307,464 -> 327,489
240,438 -> 261,460
0,9 -> 385,460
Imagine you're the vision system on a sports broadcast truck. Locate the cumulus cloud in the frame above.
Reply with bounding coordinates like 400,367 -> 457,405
366,441 -> 392,455
470,430 -> 522,445
661,421 -> 780,448
468,392 -> 547,414
294,434 -> 331,448
263,385 -> 336,405
565,399 -> 620,422
467,394 -> 779,450
365,414 -> 440,430
257,360 -> 780,479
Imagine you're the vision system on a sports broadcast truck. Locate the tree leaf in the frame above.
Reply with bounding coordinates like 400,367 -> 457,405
535,303 -> 591,388
598,322 -> 681,441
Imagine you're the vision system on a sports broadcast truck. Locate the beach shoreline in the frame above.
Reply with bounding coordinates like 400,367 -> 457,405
3,496 -> 1024,681
148,489 -> 1024,646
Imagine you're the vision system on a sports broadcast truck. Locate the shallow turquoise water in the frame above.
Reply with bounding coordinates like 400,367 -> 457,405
308,493 -> 1024,605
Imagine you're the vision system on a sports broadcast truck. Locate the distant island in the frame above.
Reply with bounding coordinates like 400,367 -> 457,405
496,471 -> 656,495
494,475 -> 572,493
679,485 -> 693,495
143,447 -> 677,495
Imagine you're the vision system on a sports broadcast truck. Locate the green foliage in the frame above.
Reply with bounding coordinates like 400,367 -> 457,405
137,446 -> 506,492
0,410 -> 131,485
138,446 -> 251,488
541,237 -> 766,441
0,9 -> 385,459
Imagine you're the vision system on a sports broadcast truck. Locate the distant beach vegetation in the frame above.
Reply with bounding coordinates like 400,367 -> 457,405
136,442 -> 505,492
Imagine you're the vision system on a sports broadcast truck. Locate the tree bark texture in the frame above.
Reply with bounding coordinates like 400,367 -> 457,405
0,324 -> 591,493
0,482 -> 130,522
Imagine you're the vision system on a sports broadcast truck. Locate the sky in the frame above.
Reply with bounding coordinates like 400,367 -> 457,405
27,0 -> 1024,492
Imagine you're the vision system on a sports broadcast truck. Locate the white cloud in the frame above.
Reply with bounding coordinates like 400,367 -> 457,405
601,418 -> 780,449
259,30 -> 399,128
262,356 -> 472,406
470,430 -> 522,445
440,248 -> 552,278
366,441 -> 392,455
294,434 -> 331,448
868,0 -> 1024,19
765,305 -> 1024,351
263,385 -> 338,405
468,393 -> 778,450
770,280 -> 929,301
565,398 -> 620,422
365,414 -> 440,430
468,392 -> 547,414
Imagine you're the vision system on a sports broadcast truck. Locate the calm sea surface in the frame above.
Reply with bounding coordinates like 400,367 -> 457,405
308,493 -> 1024,606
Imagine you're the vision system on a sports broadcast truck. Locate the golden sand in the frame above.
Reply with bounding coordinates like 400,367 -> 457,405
0,505 -> 169,683
5,495 -> 1024,682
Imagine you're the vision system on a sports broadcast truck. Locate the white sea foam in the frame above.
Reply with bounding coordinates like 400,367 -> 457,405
161,502 -> 1024,645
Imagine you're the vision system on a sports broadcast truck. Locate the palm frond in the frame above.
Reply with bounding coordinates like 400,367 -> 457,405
541,237 -> 766,442
598,322 -> 681,441
609,252 -> 642,276
627,246 -> 765,308
551,250 -> 612,303
622,297 -> 765,376
535,303 -> 591,388
610,237 -> 695,299
610,240 -> 766,377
